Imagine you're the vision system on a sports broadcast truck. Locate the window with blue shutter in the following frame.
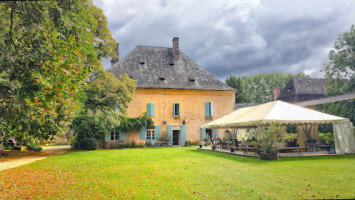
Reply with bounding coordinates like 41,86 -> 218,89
200,128 -> 205,141
115,107 -> 120,116
147,103 -> 155,116
140,126 -> 146,140
210,102 -> 213,116
213,129 -> 218,139
167,125 -> 173,144
182,125 -> 186,146
155,126 -> 161,140
173,103 -> 180,116
105,134 -> 110,142
204,102 -> 213,117
120,131 -> 125,141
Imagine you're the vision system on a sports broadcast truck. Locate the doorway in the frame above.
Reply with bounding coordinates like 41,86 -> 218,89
173,130 -> 180,145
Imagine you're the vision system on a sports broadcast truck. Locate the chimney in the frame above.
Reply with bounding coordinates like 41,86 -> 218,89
273,87 -> 280,101
111,43 -> 119,66
172,37 -> 179,59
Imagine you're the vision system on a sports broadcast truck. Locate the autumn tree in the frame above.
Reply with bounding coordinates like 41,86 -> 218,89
0,1 -> 123,143
323,25 -> 355,96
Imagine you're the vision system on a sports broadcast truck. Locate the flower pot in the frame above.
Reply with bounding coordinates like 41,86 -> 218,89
199,145 -> 202,148
212,146 -> 216,151
260,152 -> 277,160
230,148 -> 235,152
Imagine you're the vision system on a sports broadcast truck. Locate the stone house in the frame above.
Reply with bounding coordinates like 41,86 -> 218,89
276,77 -> 327,103
105,38 -> 235,147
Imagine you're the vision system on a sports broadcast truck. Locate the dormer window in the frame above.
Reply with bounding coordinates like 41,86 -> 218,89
159,77 -> 165,81
169,62 -> 174,66
139,58 -> 145,64
189,78 -> 195,82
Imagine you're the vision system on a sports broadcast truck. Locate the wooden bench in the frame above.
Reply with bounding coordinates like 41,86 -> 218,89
241,146 -> 257,155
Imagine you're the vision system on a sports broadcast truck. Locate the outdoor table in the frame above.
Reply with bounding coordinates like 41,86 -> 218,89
277,147 -> 304,155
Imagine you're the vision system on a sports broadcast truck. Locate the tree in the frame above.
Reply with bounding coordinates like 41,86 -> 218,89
225,72 -> 308,103
323,25 -> 355,96
71,68 -> 136,149
225,75 -> 250,103
0,1 -> 118,143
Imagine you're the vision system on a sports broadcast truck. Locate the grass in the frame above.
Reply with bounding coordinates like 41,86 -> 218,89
1,147 -> 354,199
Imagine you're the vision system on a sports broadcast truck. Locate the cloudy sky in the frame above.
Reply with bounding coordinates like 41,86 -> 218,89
93,0 -> 355,80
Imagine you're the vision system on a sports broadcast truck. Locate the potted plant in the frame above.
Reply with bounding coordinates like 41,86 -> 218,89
259,122 -> 283,160
211,144 -> 216,151
199,142 -> 203,148
230,147 -> 235,152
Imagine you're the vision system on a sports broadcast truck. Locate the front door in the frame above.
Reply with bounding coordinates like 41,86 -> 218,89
173,130 -> 180,145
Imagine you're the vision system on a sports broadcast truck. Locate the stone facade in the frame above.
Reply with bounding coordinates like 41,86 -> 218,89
106,38 -> 235,147
104,88 -> 235,147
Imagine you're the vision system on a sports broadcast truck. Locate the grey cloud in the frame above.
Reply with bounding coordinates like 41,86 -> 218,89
94,0 -> 355,80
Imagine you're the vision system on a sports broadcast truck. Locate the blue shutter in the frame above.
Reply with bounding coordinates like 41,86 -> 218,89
210,102 -> 213,116
182,125 -> 186,146
120,131 -> 125,142
105,134 -> 110,142
147,103 -> 151,116
155,126 -> 161,140
151,103 -> 155,116
140,126 -> 146,140
200,128 -> 205,141
204,102 -> 209,117
115,107 -> 120,116
177,103 -> 180,115
213,129 -> 218,139
167,125 -> 172,144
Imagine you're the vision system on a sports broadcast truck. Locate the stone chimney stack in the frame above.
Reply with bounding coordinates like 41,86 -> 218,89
172,37 -> 179,59
273,87 -> 280,101
111,43 -> 119,66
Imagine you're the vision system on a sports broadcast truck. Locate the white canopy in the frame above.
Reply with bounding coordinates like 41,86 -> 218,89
202,100 -> 355,154
202,101 -> 348,129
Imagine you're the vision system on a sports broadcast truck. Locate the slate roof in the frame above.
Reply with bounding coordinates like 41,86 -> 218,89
277,77 -> 327,103
296,92 -> 355,107
108,45 -> 235,91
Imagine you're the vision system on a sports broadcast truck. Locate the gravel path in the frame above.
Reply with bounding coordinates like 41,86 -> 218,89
0,145 -> 70,171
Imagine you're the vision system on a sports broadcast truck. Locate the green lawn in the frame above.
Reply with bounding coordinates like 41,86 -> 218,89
1,147 -> 354,199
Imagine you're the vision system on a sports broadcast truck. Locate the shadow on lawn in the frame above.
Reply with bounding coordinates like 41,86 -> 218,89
188,149 -> 355,164
187,149 -> 266,164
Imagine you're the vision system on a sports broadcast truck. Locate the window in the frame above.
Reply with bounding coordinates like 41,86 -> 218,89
110,131 -> 119,141
146,129 -> 155,140
173,103 -> 180,116
147,103 -> 155,116
205,102 -> 213,117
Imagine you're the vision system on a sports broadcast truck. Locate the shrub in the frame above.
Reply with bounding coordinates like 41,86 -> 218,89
80,138 -> 98,150
157,134 -> 171,142
129,141 -> 136,148
71,137 -> 81,150
184,140 -> 199,146
26,143 -> 43,152
319,132 -> 335,147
